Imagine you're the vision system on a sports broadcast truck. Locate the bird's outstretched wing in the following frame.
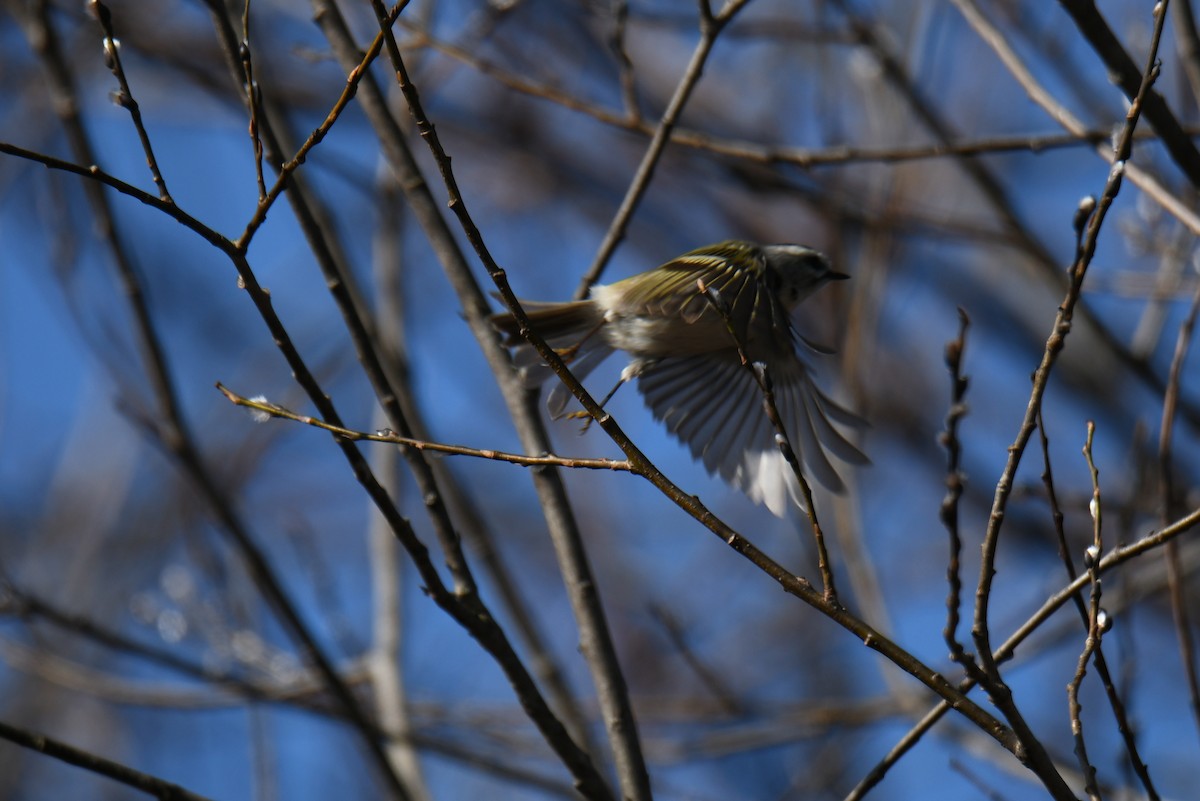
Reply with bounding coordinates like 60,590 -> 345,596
636,349 -> 867,516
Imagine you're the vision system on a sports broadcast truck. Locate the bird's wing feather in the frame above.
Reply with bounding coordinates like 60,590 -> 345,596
612,242 -> 768,329
636,349 -> 864,515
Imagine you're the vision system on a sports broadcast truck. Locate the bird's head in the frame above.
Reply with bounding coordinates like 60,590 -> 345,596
763,244 -> 848,309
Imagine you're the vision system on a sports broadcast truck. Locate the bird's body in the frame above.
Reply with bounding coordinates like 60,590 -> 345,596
490,240 -> 866,516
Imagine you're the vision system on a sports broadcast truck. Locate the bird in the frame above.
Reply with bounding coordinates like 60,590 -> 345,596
489,239 -> 867,516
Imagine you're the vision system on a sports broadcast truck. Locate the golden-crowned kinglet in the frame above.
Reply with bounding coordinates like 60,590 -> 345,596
490,240 -> 866,515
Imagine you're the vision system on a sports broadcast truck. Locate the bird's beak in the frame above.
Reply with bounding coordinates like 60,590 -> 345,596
828,271 -> 850,281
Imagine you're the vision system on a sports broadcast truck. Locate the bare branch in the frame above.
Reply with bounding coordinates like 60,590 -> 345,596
217,384 -> 634,472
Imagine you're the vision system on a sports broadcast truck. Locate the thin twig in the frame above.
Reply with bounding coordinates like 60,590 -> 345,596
87,0 -> 172,202
238,0 -> 267,200
218,384 -> 634,471
608,0 -> 639,123
941,310 -> 975,670
235,0 -> 410,250
574,0 -> 753,298
0,141 -> 229,250
1069,422 -> 1104,801
0,719 -> 213,801
764,362 -> 838,601
1039,412 -> 1160,800
697,279 -> 838,602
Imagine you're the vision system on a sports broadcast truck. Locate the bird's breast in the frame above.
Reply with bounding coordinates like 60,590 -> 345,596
599,312 -> 732,358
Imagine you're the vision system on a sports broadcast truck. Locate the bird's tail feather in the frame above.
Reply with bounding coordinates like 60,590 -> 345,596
490,300 -> 614,417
